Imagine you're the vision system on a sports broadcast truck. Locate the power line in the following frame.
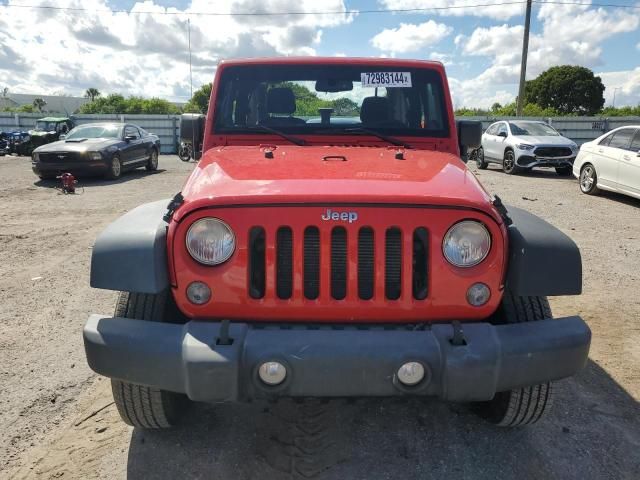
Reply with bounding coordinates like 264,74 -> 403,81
1,1 -> 638,17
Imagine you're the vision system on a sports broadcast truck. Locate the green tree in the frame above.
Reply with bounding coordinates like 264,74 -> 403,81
524,66 -> 605,115
78,94 -> 179,114
332,97 -> 360,116
17,104 -> 35,113
490,102 -> 502,113
184,83 -> 212,114
600,105 -> 640,116
85,88 -> 101,101
32,97 -> 46,112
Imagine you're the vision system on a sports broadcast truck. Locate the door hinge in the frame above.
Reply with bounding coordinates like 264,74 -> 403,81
492,195 -> 512,226
163,192 -> 184,222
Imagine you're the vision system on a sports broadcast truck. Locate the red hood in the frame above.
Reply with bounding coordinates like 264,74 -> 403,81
175,145 -> 500,222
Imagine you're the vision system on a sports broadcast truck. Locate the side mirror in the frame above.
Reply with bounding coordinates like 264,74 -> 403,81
456,120 -> 482,163
124,135 -> 136,142
498,131 -> 508,138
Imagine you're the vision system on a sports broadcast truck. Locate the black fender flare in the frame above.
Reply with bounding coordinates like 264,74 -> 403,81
505,205 -> 582,296
90,199 -> 170,294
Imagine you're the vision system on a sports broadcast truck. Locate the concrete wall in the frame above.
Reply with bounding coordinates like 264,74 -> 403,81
2,113 -> 639,153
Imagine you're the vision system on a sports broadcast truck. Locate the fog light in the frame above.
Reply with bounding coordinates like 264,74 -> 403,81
397,362 -> 425,386
467,283 -> 490,306
258,361 -> 287,386
186,281 -> 211,305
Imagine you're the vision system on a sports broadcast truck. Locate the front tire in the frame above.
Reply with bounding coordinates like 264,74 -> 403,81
502,149 -> 521,175
110,291 -> 188,429
579,163 -> 600,195
475,147 -> 488,169
474,292 -> 554,427
106,154 -> 122,180
146,148 -> 158,171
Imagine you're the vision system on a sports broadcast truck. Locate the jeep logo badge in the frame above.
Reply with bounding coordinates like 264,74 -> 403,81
321,209 -> 358,223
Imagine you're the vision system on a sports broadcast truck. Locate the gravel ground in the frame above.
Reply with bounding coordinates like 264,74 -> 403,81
0,155 -> 638,480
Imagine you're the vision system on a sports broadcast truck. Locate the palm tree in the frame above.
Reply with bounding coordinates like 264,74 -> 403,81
85,88 -> 101,102
33,98 -> 47,112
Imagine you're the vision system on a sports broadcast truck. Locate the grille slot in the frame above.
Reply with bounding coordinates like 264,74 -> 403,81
358,227 -> 375,300
331,227 -> 347,300
248,227 -> 266,299
276,227 -> 293,299
304,227 -> 320,300
534,146 -> 573,157
38,152 -> 83,163
412,228 -> 429,300
385,228 -> 402,300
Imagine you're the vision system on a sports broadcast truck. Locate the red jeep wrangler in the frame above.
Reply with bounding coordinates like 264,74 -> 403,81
84,57 -> 590,429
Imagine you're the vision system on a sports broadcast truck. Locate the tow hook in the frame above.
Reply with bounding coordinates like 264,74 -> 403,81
216,319 -> 234,346
450,321 -> 467,346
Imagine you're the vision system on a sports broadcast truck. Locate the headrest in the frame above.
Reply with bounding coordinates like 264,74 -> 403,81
360,97 -> 390,124
266,88 -> 297,115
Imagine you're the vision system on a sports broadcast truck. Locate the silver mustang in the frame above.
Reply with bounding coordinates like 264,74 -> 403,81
475,120 -> 578,175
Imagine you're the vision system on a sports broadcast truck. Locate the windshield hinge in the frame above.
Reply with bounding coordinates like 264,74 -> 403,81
492,195 -> 512,226
163,192 -> 184,223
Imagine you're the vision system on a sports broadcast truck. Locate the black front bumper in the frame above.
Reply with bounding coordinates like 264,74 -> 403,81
84,316 -> 591,402
517,155 -> 575,168
32,160 -> 110,176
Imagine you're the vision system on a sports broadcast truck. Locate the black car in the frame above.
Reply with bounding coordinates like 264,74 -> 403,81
32,123 -> 160,180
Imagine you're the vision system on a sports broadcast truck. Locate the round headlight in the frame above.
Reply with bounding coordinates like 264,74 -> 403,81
442,220 -> 491,267
186,218 -> 235,265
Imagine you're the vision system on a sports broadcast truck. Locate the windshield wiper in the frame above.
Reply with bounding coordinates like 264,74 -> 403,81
245,125 -> 306,146
342,127 -> 412,148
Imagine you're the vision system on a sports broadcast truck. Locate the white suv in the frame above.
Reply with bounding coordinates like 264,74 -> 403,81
475,120 -> 578,175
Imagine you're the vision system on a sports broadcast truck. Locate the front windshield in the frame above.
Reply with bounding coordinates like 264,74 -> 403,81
214,64 -> 449,138
65,125 -> 121,140
35,121 -> 57,131
509,122 -> 559,136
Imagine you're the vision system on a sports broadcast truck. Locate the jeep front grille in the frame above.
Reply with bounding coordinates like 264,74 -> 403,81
248,225 -> 429,301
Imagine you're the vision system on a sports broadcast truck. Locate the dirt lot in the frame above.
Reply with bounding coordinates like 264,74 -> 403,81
1,155 -> 638,480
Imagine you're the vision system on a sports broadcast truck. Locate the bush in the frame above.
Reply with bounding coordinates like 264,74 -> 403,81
78,94 -> 180,114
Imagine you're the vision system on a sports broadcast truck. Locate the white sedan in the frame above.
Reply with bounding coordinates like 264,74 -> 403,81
573,126 -> 640,200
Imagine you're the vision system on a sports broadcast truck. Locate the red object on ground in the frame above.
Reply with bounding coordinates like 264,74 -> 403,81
57,173 -> 77,194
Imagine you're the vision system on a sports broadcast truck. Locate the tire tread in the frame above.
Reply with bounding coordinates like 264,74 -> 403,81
110,291 -> 183,429
478,292 -> 555,427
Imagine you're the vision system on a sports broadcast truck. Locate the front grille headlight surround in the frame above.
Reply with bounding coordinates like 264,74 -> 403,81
442,220 -> 491,268
88,151 -> 102,161
186,218 -> 236,265
32,152 -> 39,162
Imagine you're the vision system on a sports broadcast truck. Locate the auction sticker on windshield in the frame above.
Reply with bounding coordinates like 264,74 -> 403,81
361,72 -> 412,88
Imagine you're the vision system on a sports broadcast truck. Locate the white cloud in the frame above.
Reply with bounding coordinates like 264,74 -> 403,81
453,2 -> 640,108
429,51 -> 455,66
598,67 -> 640,107
0,0 -> 354,100
371,20 -> 452,55
378,0 -> 524,20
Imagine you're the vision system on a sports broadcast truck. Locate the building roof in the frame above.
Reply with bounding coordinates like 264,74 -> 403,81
1,93 -> 89,114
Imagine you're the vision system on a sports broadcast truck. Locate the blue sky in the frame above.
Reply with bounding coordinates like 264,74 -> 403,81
1,0 -> 639,107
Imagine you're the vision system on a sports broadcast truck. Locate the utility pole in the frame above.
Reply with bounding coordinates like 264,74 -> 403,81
188,18 -> 193,99
612,87 -> 621,108
516,0 -> 532,116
